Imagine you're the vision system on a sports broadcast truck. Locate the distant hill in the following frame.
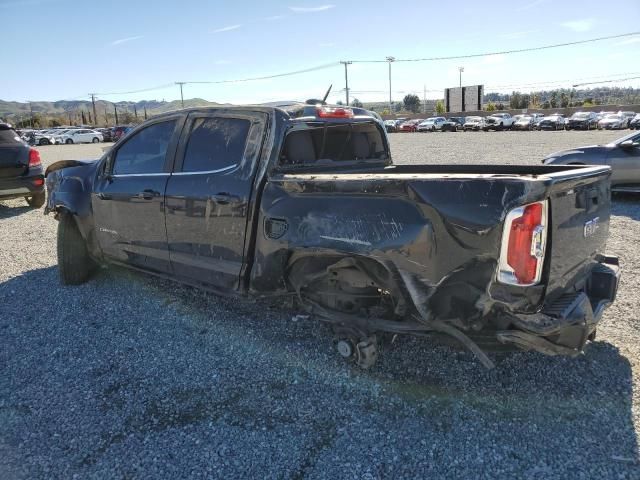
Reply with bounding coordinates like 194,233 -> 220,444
0,98 -> 228,127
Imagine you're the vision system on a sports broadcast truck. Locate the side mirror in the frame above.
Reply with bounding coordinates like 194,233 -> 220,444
620,140 -> 639,149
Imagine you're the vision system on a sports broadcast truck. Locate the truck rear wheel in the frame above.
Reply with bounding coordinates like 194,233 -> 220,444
26,192 -> 45,208
57,213 -> 94,285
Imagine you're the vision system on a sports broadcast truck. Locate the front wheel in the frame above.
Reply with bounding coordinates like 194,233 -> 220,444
65,139 -> 73,144
92,137 -> 100,143
39,138 -> 49,146
57,213 -> 95,285
26,192 -> 45,208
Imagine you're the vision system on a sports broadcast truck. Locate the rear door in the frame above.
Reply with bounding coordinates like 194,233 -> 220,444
0,127 -> 29,179
164,111 -> 267,290
92,116 -> 183,272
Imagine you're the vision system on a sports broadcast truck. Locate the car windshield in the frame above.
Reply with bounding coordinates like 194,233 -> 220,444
604,114 -> 622,120
466,117 -> 481,122
518,116 -> 532,121
607,130 -> 640,147
572,113 -> 590,119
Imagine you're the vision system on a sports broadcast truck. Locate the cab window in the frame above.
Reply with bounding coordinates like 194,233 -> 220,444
181,117 -> 250,173
112,120 -> 176,175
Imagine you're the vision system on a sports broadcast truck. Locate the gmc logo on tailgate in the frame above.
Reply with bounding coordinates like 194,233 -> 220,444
584,217 -> 600,238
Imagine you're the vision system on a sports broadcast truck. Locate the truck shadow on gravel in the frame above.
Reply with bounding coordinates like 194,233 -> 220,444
2,265 -> 638,477
612,194 -> 640,221
0,201 -> 32,219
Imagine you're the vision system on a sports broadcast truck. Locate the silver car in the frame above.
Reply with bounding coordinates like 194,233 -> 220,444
543,130 -> 640,192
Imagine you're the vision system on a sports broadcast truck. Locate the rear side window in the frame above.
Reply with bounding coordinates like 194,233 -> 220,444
112,120 -> 176,175
0,128 -> 23,145
182,117 -> 250,173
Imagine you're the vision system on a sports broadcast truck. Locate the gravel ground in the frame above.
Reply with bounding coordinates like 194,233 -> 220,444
1,131 -> 639,479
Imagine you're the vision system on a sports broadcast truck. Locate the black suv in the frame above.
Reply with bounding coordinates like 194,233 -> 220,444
0,123 -> 45,208
441,117 -> 465,132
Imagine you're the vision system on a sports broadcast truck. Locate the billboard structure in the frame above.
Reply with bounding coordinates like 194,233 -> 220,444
444,85 -> 484,113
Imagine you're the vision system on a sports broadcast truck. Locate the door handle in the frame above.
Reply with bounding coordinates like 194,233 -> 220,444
211,193 -> 232,205
97,192 -> 112,200
137,189 -> 160,200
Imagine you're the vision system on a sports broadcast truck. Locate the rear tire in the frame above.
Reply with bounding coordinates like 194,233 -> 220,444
57,213 -> 94,285
65,139 -> 73,144
26,192 -> 45,208
39,138 -> 50,146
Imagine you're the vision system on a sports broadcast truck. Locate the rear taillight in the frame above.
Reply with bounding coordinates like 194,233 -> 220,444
316,106 -> 354,118
28,148 -> 41,168
498,201 -> 548,286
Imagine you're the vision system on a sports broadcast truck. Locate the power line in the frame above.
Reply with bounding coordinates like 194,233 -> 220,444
94,83 -> 175,96
180,62 -> 339,85
573,76 -> 640,87
349,31 -> 640,63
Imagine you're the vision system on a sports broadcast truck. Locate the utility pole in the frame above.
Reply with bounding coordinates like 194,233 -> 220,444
134,104 -> 138,120
28,101 -> 34,128
340,61 -> 352,106
89,93 -> 98,127
176,82 -> 186,108
386,56 -> 395,113
458,66 -> 464,88
144,106 -> 148,120
423,85 -> 426,114
113,104 -> 119,125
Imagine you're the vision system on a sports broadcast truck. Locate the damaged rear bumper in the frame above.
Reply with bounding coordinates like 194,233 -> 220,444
497,256 -> 621,356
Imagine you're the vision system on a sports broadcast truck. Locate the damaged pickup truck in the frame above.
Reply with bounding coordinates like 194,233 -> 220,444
45,102 -> 621,369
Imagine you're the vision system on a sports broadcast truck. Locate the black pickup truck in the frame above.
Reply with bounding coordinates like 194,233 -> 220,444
45,103 -> 620,369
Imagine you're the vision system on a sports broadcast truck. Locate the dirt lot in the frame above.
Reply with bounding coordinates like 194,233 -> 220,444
1,130 -> 639,479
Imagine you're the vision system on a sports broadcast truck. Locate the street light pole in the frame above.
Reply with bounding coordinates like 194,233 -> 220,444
340,61 -> 352,106
458,66 -> 464,88
386,56 -> 395,113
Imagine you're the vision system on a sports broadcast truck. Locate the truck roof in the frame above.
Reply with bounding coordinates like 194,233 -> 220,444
150,102 -> 382,124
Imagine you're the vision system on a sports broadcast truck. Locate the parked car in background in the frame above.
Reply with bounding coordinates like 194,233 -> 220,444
530,113 -> 545,129
56,129 -> 103,144
619,111 -> 636,128
398,119 -> 421,132
112,125 -> 133,141
441,117 -> 465,132
598,114 -> 626,130
417,117 -> 446,132
566,112 -> 599,130
0,123 -> 45,207
383,120 -> 398,133
463,116 -> 485,131
630,113 -> 640,130
544,130 -> 640,193
483,112 -> 514,131
538,114 -> 565,131
51,129 -> 77,144
512,115 -> 535,131
96,128 -> 114,142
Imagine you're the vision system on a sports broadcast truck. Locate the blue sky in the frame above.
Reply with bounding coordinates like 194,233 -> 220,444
2,0 -> 639,104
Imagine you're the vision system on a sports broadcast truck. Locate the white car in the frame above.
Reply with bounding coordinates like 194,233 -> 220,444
463,116 -> 485,131
598,114 -> 626,130
417,117 -> 446,132
56,128 -> 103,144
51,129 -> 77,144
32,131 -> 57,145
483,112 -> 514,131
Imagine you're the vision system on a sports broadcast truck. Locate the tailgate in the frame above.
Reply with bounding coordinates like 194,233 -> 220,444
0,145 -> 29,178
545,167 -> 611,299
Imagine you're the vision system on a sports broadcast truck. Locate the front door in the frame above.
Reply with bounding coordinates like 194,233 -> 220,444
92,117 -> 182,273
164,111 -> 266,290
610,132 -> 640,185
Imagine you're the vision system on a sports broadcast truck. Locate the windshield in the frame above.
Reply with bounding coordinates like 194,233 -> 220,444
518,116 -> 532,121
281,121 -> 388,168
604,114 -> 622,120
572,113 -> 590,119
466,117 -> 481,122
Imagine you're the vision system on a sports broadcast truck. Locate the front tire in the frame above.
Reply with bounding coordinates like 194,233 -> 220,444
26,192 -> 45,208
92,137 -> 99,143
39,138 -> 50,146
57,213 -> 94,285
65,139 -> 73,144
